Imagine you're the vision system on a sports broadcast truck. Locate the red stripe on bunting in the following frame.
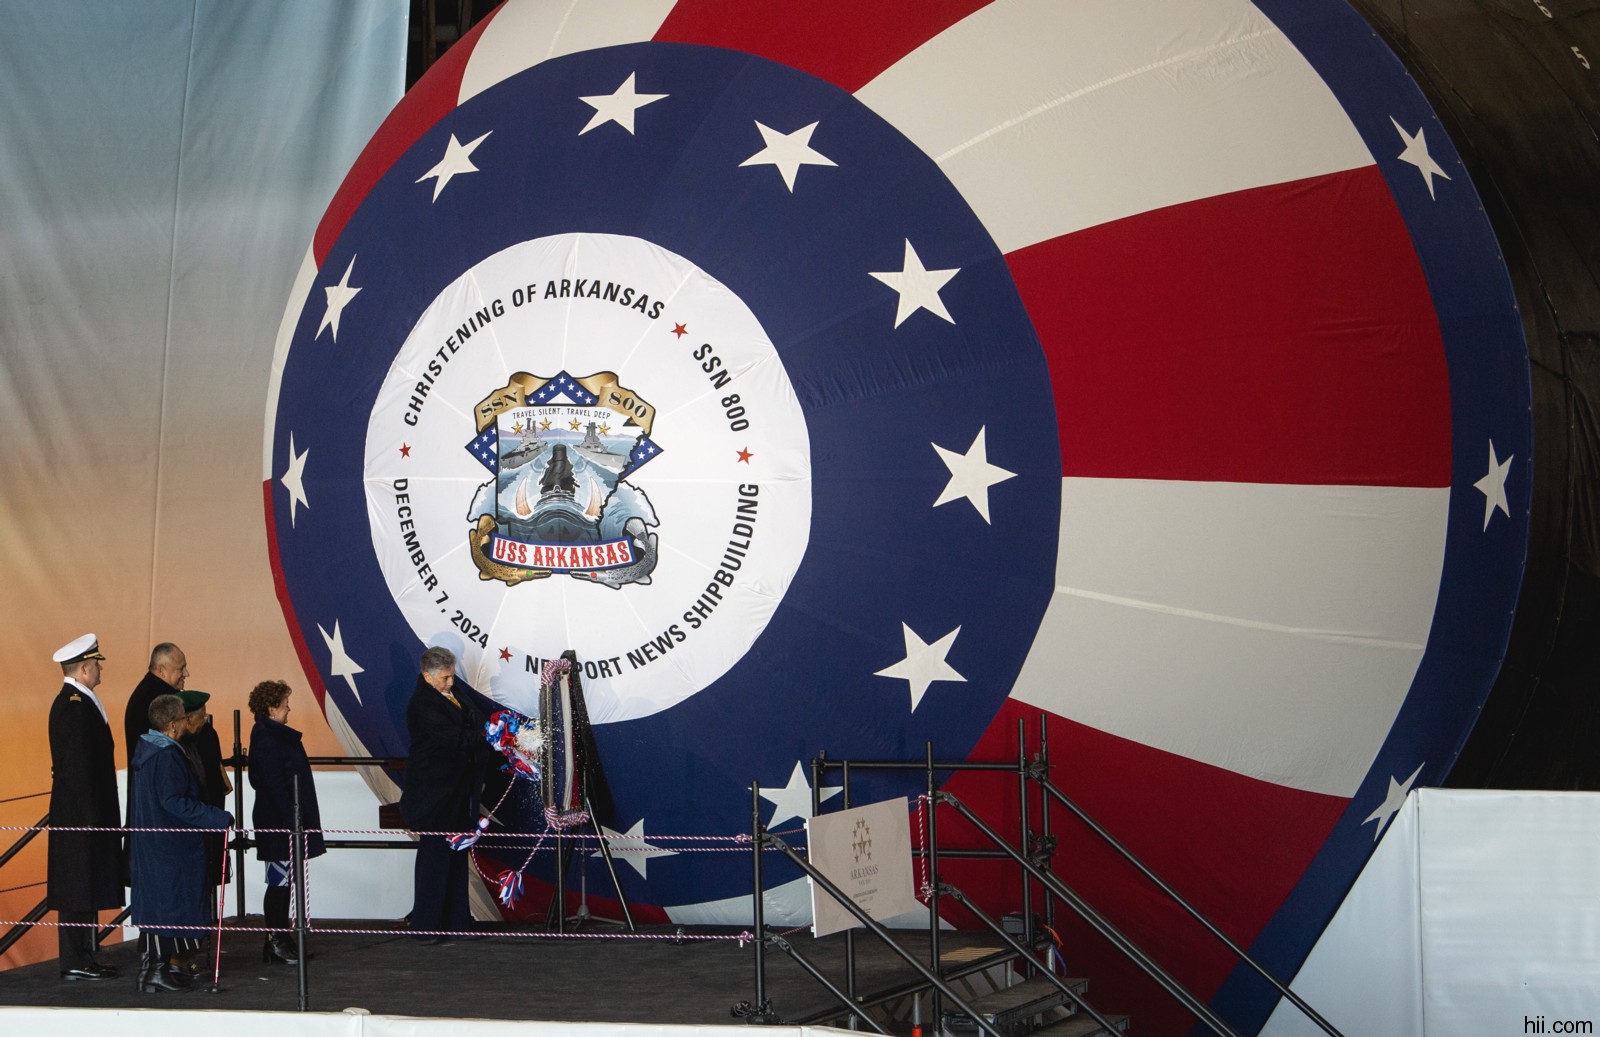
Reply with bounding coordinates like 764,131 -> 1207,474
1009,167 -> 1452,487
495,870 -> 673,927
263,480 -> 329,712
653,0 -> 993,93
312,8 -> 505,265
944,699 -> 1346,1037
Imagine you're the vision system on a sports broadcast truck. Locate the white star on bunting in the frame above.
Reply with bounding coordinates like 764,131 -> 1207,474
592,818 -> 678,879
739,121 -> 836,191
578,73 -> 667,136
281,432 -> 310,528
875,622 -> 966,711
1362,763 -> 1424,841
316,255 -> 361,342
869,240 -> 959,327
761,761 -> 843,829
1473,439 -> 1513,531
1391,117 -> 1451,200
416,131 -> 491,202
317,620 -> 366,705
932,427 -> 1016,524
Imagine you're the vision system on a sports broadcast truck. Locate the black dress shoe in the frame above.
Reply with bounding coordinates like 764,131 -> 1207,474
60,964 -> 109,981
262,935 -> 300,964
136,965 -> 192,993
94,962 -> 121,977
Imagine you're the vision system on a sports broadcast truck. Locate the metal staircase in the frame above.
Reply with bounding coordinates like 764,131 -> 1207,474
742,715 -> 1347,1037
943,972 -> 1127,1037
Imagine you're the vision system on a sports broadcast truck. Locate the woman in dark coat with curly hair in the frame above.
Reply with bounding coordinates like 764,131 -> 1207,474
247,680 -> 324,964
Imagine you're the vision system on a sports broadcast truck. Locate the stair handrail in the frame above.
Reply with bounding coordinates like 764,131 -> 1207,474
96,906 -> 131,942
1033,771 -> 1346,1037
766,932 -> 891,1035
747,781 -> 1008,1037
0,897 -> 49,958
811,729 -> 1045,1019
939,789 -> 1243,1037
0,811 -> 131,958
0,810 -> 48,874
797,718 -> 1345,1037
760,829 -> 1010,1037
939,881 -> 1126,1037
0,811 -> 51,957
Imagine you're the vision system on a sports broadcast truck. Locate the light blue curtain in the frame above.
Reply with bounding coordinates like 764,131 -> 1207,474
0,1 -> 406,798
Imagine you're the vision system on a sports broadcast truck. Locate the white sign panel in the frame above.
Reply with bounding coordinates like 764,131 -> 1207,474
806,797 -> 921,938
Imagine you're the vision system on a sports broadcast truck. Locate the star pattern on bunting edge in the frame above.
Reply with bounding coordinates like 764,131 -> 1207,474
317,619 -> 365,705
875,622 -> 966,711
316,255 -> 361,342
1473,439 -> 1513,531
281,432 -> 310,528
870,240 -> 959,328
761,761 -> 843,830
592,818 -> 678,879
579,72 -> 667,136
1361,762 -> 1424,841
1391,117 -> 1451,200
416,131 -> 492,202
739,120 -> 837,192
932,426 -> 1016,524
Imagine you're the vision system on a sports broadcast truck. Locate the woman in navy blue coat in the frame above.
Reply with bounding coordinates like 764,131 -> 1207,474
128,694 -> 232,993
247,679 -> 324,964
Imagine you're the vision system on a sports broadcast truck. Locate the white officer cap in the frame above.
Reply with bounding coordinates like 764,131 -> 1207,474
52,633 -> 106,665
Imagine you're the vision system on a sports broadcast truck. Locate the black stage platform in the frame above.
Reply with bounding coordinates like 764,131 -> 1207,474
0,922 -> 1002,1026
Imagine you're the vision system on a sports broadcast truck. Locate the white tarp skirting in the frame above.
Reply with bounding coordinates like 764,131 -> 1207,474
0,1010 -> 853,1037
1263,789 -> 1600,1037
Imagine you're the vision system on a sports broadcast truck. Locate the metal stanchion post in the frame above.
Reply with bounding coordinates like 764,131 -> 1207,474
293,775 -> 309,1012
752,781 -> 767,1014
734,780 -> 778,1024
1038,715 -> 1054,935
925,742 -> 942,1031
232,710 -> 247,922
843,760 -> 857,1027
1017,716 -> 1033,977
553,808 -> 567,934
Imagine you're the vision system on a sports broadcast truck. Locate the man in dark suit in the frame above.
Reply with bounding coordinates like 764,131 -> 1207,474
399,645 -> 493,943
124,643 -> 188,745
47,633 -> 125,980
122,643 -> 188,829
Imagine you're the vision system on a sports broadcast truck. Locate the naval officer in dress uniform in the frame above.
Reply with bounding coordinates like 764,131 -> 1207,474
46,633 -> 125,980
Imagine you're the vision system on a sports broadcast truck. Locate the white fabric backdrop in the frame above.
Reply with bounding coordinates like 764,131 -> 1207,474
0,0 -> 405,969
1262,789 -> 1600,1037
0,0 -> 405,738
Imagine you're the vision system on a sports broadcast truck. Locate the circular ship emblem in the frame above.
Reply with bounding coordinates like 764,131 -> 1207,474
464,369 -> 663,589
